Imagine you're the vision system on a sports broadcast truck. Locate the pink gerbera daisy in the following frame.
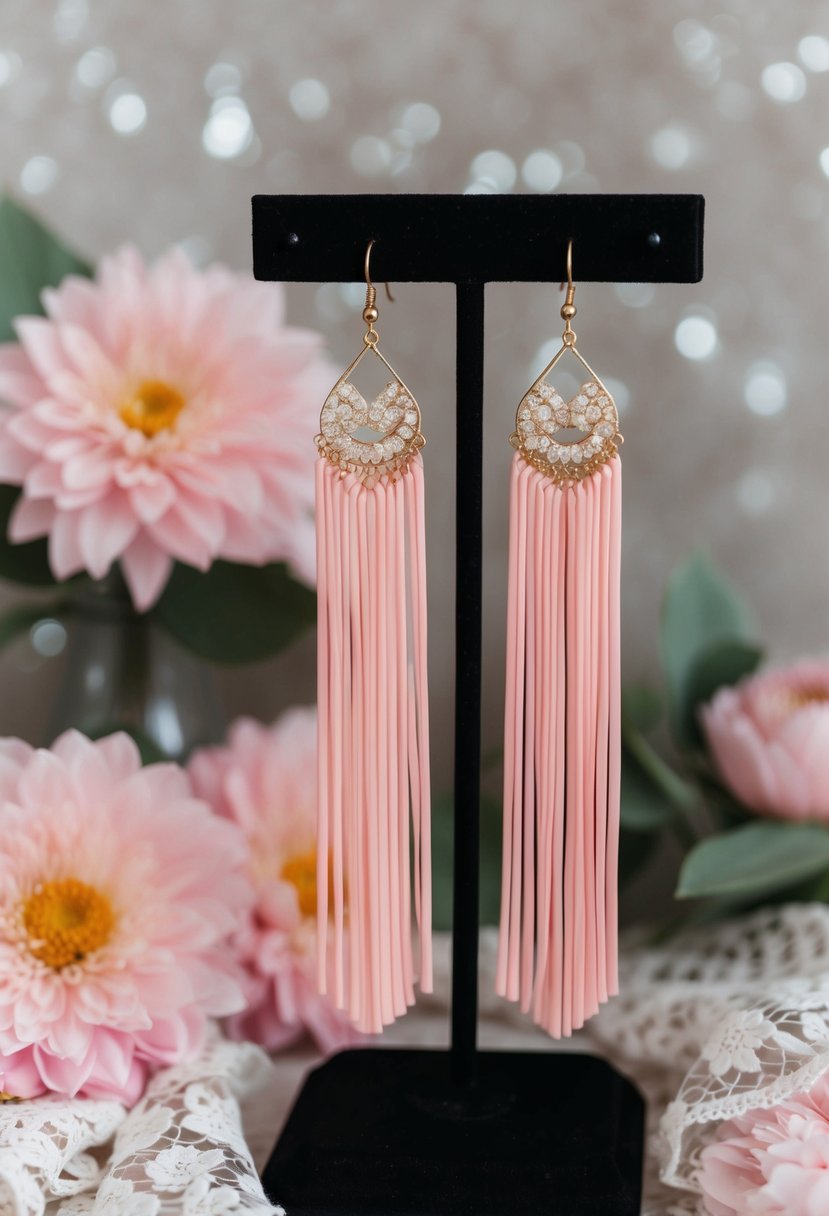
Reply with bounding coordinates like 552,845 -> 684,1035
0,730 -> 250,1104
189,709 -> 357,1055
0,245 -> 334,609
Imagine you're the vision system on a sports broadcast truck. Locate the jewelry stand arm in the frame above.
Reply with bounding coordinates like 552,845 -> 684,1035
252,192 -> 704,1216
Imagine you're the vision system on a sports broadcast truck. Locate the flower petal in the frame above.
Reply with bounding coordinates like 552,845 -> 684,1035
33,1041 -> 95,1095
15,317 -> 71,388
77,493 -> 140,578
47,508 -> 87,580
63,446 -> 117,492
702,695 -> 780,814
119,530 -> 174,610
26,458 -> 64,498
132,1006 -> 205,1065
127,476 -> 176,524
0,342 -> 43,406
9,494 -> 55,543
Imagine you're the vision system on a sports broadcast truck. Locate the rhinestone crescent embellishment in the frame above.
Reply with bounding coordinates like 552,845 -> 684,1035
513,377 -> 620,482
317,378 -> 424,482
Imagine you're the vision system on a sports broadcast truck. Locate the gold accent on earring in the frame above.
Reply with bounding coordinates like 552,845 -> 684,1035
317,240 -> 424,485
512,239 -> 622,484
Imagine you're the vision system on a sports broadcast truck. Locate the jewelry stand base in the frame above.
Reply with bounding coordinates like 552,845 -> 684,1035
262,1047 -> 644,1216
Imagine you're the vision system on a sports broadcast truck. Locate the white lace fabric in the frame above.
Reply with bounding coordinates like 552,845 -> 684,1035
587,904 -> 829,1215
0,1035 -> 284,1216
6,909 -> 829,1216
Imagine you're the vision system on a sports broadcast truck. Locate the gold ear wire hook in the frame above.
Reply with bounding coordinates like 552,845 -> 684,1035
363,240 -> 394,345
560,238 -> 577,346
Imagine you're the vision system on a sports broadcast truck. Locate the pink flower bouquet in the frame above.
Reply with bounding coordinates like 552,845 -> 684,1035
0,730 -> 250,1104
189,708 -> 357,1054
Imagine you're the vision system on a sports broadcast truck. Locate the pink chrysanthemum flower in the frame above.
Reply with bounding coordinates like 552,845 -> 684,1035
0,246 -> 333,609
698,1073 -> 829,1216
0,730 -> 250,1105
189,709 -> 356,1055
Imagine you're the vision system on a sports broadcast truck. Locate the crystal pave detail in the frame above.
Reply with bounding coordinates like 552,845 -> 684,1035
317,378 -> 424,483
512,377 -> 620,482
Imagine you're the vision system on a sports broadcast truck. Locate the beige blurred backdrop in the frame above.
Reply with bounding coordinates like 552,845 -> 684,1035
0,0 -> 826,801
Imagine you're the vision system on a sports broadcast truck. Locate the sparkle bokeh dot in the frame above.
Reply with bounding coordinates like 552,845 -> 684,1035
674,315 -> 718,361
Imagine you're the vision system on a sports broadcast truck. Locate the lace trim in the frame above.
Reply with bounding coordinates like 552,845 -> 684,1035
0,1031 -> 284,1216
587,904 -> 829,1210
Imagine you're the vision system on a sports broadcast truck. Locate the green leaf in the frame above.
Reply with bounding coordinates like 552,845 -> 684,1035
621,684 -> 663,733
695,773 -> 754,830
620,684 -> 693,828
152,559 -> 315,664
0,484 -> 57,585
0,195 -> 92,340
620,744 -> 680,832
649,894 -> 750,941
622,720 -> 696,812
676,822 -> 829,900
681,639 -> 764,748
618,827 -> 657,886
801,869 -> 829,904
661,552 -> 753,744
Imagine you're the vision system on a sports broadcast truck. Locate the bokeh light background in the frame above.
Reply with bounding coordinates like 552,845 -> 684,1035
1,0 -> 826,800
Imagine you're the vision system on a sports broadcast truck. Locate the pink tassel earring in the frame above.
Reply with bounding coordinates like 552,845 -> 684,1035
316,241 -> 432,1034
496,240 -> 622,1037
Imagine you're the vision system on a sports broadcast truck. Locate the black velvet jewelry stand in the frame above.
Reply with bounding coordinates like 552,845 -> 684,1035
252,194 -> 705,1216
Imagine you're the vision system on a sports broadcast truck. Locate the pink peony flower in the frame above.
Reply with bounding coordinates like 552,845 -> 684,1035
701,661 -> 829,822
0,730 -> 250,1104
0,246 -> 334,609
698,1073 -> 829,1216
189,709 -> 356,1055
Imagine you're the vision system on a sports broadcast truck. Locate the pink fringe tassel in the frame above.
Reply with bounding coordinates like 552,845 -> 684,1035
316,455 -> 432,1034
496,452 -> 621,1036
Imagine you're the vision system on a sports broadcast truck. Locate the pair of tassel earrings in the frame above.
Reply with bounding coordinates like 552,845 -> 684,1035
315,240 -> 621,1038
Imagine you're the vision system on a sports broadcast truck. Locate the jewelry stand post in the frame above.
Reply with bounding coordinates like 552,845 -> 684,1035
252,193 -> 705,1216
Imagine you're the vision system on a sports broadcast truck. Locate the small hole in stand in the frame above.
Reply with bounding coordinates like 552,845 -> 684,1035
286,232 -> 300,246
647,232 -> 661,248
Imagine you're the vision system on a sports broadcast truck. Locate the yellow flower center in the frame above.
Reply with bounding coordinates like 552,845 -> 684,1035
120,379 -> 186,436
22,877 -> 115,969
278,848 -> 338,920
280,849 -> 320,918
786,685 -> 829,712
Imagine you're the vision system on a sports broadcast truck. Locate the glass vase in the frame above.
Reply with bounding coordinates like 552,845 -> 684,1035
46,574 -> 226,761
